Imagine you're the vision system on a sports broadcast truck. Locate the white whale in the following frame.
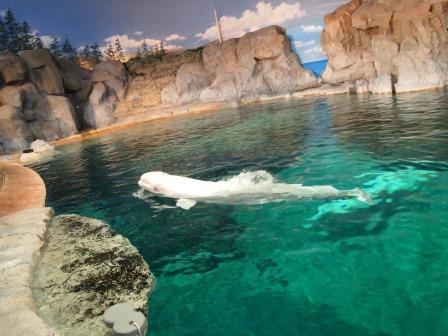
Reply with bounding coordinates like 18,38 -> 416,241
137,170 -> 373,210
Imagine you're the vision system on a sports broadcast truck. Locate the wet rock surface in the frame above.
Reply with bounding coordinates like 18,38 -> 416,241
33,214 -> 154,336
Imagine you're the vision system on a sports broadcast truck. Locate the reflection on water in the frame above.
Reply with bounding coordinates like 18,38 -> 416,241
33,89 -> 448,335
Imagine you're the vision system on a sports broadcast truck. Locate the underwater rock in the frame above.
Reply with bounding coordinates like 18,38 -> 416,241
322,0 -> 448,93
33,214 -> 154,336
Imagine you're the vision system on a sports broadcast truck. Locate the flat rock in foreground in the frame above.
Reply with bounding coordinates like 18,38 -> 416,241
33,214 -> 154,336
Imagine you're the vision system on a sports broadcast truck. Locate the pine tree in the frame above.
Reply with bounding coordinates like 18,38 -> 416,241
0,16 -> 7,51
80,45 -> 90,58
4,9 -> 21,52
90,42 -> 102,64
114,38 -> 124,62
19,21 -> 33,50
135,47 -> 142,60
159,40 -> 166,56
32,33 -> 44,49
141,41 -> 149,58
49,35 -> 61,57
61,38 -> 77,60
153,43 -> 159,57
105,43 -> 115,60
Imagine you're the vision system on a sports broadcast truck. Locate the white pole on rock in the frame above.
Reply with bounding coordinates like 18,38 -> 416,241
214,6 -> 223,43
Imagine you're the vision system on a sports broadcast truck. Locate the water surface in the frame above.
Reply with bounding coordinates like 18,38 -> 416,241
32,90 -> 448,335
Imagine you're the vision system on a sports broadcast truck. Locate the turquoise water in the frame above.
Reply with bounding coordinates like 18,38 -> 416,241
32,91 -> 448,335
302,59 -> 328,77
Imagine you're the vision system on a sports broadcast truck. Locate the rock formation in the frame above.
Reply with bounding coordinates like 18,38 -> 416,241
322,0 -> 448,93
33,214 -> 154,336
161,26 -> 317,105
84,61 -> 129,129
0,50 -> 130,154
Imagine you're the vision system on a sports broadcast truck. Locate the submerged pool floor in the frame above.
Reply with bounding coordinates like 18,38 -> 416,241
33,91 -> 448,335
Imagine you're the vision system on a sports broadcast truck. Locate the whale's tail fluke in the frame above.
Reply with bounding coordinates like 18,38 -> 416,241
350,188 -> 374,205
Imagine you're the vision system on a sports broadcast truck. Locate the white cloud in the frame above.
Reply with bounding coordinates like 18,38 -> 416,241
300,24 -> 323,33
41,35 -> 55,47
196,1 -> 306,41
133,31 -> 143,36
300,45 -> 325,62
102,34 -> 182,53
166,34 -> 186,41
294,39 -> 315,48
304,46 -> 322,54
104,34 -> 161,50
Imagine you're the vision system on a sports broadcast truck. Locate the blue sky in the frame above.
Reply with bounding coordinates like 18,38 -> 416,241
0,0 -> 344,62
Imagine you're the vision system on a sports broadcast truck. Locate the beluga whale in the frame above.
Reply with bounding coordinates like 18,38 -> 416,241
137,170 -> 373,210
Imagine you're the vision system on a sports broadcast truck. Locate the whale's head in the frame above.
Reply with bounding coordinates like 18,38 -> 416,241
138,171 -> 169,195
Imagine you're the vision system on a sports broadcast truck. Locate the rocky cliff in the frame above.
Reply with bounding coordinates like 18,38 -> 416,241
160,26 -> 317,105
0,49 -> 130,154
322,0 -> 448,93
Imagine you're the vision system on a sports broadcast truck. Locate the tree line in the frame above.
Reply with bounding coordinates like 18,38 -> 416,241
0,9 -> 128,65
133,40 -> 166,64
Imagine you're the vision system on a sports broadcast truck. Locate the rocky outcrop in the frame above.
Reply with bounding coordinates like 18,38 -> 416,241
0,49 -> 130,154
161,26 -> 317,105
322,0 -> 448,93
0,50 -> 27,85
33,214 -> 154,336
0,105 -> 34,153
19,49 -> 65,95
84,61 -> 129,129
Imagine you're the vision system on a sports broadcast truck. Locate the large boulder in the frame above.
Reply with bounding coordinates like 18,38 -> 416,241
162,25 -> 317,105
83,82 -> 116,129
176,63 -> 214,104
0,105 -> 34,154
56,58 -> 91,94
18,49 -> 65,95
321,0 -> 448,93
0,86 -> 25,108
0,50 -> 27,85
91,61 -> 128,99
27,95 -> 78,141
56,58 -> 93,129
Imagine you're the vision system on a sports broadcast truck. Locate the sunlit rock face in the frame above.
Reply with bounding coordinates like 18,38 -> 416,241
161,25 -> 318,105
322,0 -> 448,93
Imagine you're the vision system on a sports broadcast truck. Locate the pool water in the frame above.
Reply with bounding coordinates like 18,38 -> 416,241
32,91 -> 448,336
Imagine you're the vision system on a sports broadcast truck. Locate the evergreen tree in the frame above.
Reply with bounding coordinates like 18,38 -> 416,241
159,40 -> 166,56
0,16 -> 7,51
61,38 -> 78,61
153,43 -> 159,56
49,35 -> 61,57
105,43 -> 115,60
32,33 -> 44,49
114,38 -> 124,62
80,45 -> 90,59
4,9 -> 21,52
19,21 -> 33,50
135,47 -> 142,60
141,41 -> 149,58
90,42 -> 102,64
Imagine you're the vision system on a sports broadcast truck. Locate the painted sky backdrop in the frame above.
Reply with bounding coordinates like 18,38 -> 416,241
0,0 -> 345,62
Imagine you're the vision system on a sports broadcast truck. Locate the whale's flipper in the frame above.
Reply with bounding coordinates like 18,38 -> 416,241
351,188 -> 374,205
176,199 -> 197,210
